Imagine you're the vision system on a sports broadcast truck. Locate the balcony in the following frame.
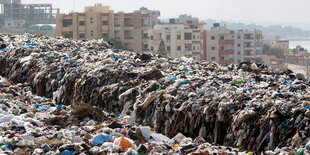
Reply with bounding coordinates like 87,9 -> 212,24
244,46 -> 255,50
114,24 -> 121,27
124,24 -> 133,27
219,39 -> 234,45
219,50 -> 234,55
124,37 -> 133,40
244,38 -> 254,42
142,37 -> 150,42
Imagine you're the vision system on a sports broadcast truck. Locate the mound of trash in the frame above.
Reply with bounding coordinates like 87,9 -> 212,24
0,34 -> 309,154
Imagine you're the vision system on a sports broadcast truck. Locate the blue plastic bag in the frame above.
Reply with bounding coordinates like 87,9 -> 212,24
60,150 -> 73,155
91,134 -> 113,146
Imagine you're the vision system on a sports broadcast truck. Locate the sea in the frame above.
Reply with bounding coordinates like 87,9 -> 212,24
289,40 -> 310,51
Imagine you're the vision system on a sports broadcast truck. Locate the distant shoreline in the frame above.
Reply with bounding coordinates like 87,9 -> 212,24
287,37 -> 310,41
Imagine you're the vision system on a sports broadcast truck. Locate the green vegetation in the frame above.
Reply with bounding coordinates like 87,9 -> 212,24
158,39 -> 166,56
263,44 -> 285,59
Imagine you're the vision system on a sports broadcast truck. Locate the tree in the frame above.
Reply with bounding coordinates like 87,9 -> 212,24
158,39 -> 166,56
293,45 -> 307,53
263,44 -> 285,59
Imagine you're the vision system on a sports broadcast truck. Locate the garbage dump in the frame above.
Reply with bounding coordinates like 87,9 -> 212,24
0,34 -> 309,154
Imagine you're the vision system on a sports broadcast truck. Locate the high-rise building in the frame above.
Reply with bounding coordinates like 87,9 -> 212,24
206,23 -> 235,65
56,4 -> 151,53
235,29 -> 263,63
147,23 -> 205,61
206,23 -> 263,65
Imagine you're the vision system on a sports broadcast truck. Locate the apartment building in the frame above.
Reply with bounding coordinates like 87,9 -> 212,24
206,23 -> 263,65
147,23 -> 205,61
56,4 -> 152,53
206,23 -> 235,65
235,29 -> 263,63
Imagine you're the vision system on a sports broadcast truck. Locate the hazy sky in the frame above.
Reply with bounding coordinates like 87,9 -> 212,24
23,0 -> 310,30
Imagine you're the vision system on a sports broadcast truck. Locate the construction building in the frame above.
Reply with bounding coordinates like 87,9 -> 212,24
147,23 -> 205,61
134,7 -> 160,28
56,4 -> 153,53
0,0 -> 59,28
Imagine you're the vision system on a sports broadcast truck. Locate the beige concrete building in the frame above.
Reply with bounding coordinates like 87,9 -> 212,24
206,23 -> 235,65
147,23 -> 204,61
234,29 -> 263,63
56,4 -> 151,53
206,23 -> 263,65
275,38 -> 289,52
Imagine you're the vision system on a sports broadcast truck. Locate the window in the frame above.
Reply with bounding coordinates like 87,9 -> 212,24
177,46 -> 181,51
151,47 -> 154,51
102,21 -> 108,25
62,19 -> 72,27
193,35 -> 195,39
220,46 -> 224,50
90,21 -> 93,23
90,17 -> 93,20
90,34 -> 93,36
166,35 -> 171,41
237,44 -> 241,47
220,36 -> 224,40
167,46 -> 171,51
177,35 -> 181,40
79,21 -> 85,26
220,56 -> 224,60
151,36 -> 154,40
237,35 -> 241,39
211,47 -> 215,50
211,36 -> 215,40
102,33 -> 108,39
90,30 -> 93,33
184,33 -> 192,40
193,46 -> 195,50
63,32 -> 73,38
79,33 -> 85,39
211,57 -> 215,61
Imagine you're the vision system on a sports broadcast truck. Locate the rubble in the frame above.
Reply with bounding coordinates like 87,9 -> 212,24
0,34 -> 309,154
